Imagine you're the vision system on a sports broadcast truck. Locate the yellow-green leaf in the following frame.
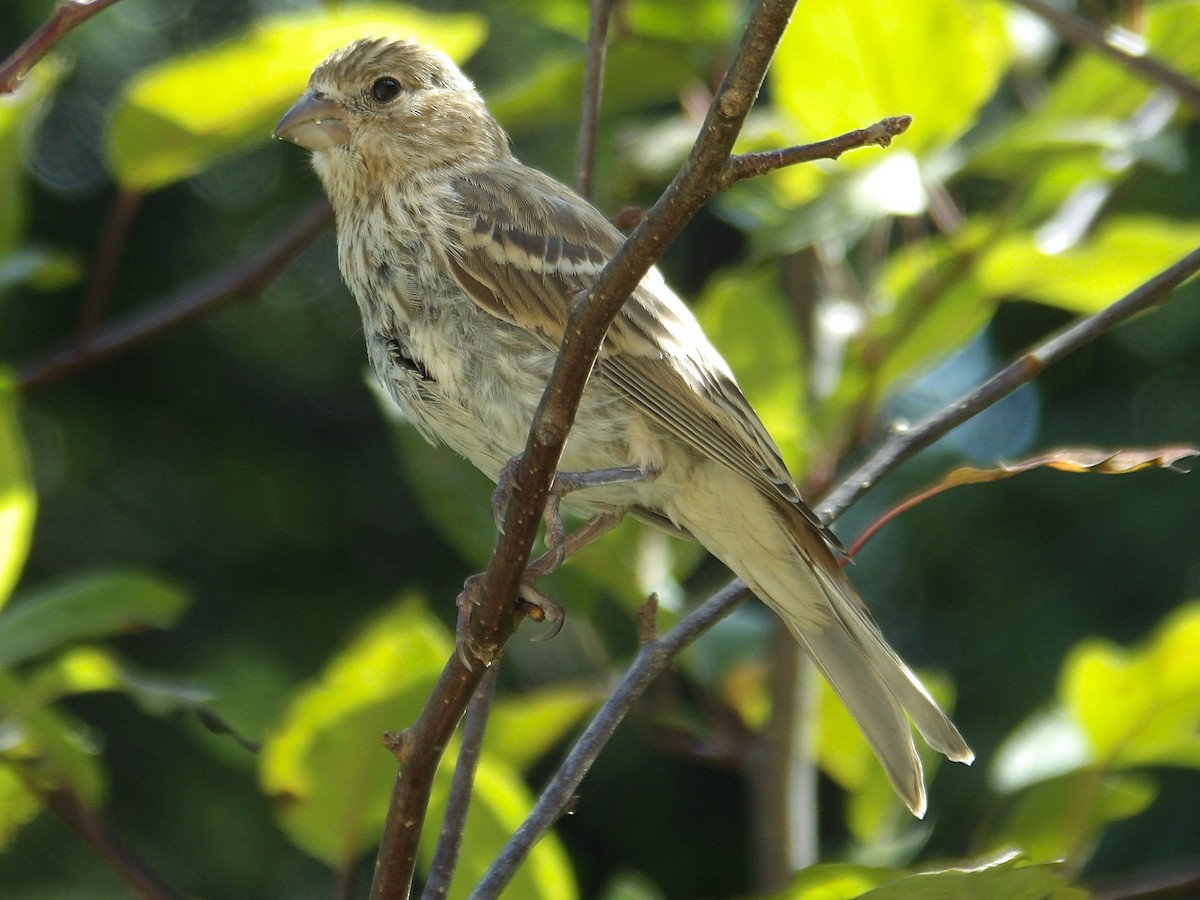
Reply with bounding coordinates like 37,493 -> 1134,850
771,0 -> 1010,159
0,374 -> 35,612
421,756 -> 578,900
107,5 -> 486,190
260,595 -> 452,867
987,770 -> 1156,863
978,217 -> 1200,314
1061,602 -> 1200,769
485,686 -> 598,770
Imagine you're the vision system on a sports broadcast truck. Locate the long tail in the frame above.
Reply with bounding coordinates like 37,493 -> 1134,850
669,471 -> 973,817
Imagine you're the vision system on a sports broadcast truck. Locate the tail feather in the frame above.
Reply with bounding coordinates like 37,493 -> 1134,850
670,473 -> 972,816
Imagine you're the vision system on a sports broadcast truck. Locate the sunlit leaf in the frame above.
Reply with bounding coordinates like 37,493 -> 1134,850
978,217 -> 1200,313
778,861 -> 896,899
771,0 -> 1010,160
0,673 -> 106,810
485,686 -> 597,770
696,264 -> 808,472
260,595 -> 452,867
858,852 -> 1075,900
0,765 -> 41,850
987,770 -> 1156,863
421,755 -> 578,900
107,5 -> 486,189
991,707 -> 1091,794
0,571 -> 187,670
1061,602 -> 1200,769
0,375 -> 35,612
527,0 -> 737,43
0,58 -> 64,255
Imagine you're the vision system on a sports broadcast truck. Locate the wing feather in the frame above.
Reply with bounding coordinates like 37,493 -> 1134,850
446,165 -> 839,549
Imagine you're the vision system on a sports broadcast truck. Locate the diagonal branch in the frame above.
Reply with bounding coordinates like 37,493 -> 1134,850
0,0 -> 125,94
575,0 -> 613,199
477,245 -> 1200,894
19,201 -> 333,393
1009,0 -> 1200,115
817,244 -> 1200,523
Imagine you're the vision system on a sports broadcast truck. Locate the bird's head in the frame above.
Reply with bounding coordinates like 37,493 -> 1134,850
275,38 -> 509,193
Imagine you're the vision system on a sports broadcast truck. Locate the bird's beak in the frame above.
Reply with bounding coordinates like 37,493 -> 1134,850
274,90 -> 351,150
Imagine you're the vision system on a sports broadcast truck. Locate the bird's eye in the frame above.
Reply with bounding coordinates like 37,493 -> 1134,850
371,77 -> 402,103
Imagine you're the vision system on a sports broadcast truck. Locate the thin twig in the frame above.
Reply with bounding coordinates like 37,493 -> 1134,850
472,581 -> 752,898
0,0 -> 125,94
723,115 -> 913,185
575,0 -> 613,199
818,245 -> 1200,523
1009,0 -> 1200,115
1092,859 -> 1200,900
78,189 -> 144,346
368,2 -> 801,896
39,787 -> 186,900
422,664 -> 501,900
18,201 -> 333,392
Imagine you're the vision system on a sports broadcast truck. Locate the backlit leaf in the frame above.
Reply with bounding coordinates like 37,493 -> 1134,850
107,5 -> 486,189
0,375 -> 35,612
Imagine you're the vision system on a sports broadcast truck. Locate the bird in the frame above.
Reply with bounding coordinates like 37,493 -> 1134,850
274,36 -> 973,817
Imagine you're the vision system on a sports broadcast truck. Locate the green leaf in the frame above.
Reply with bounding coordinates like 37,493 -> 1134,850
488,41 -> 699,134
0,375 -> 35,612
991,707 -> 1091,794
260,596 -> 452,867
0,59 -> 64,255
0,571 -> 187,670
1061,601 -> 1200,769
0,765 -> 42,851
0,672 -> 107,811
696,264 -> 808,473
858,853 -> 1075,900
987,770 -> 1156,863
0,245 -> 82,294
421,755 -> 578,900
485,686 -> 598,770
771,0 -> 1010,159
977,217 -> 1200,314
107,5 -> 486,190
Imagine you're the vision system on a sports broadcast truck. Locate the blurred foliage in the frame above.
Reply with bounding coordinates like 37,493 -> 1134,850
1,0 -> 1199,898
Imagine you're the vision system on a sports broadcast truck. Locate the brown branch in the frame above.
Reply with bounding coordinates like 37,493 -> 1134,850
420,663 -> 500,900
575,0 -> 613,199
18,201 -> 333,393
78,189 -> 144,346
817,244 -> 1200,523
1093,859 -> 1200,900
474,580 -> 753,897
39,787 -> 186,900
724,115 -> 913,185
0,0 -> 125,94
367,1 -> 801,896
1009,0 -> 1200,116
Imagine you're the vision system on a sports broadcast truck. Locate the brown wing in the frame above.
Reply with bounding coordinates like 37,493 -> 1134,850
445,164 -> 840,548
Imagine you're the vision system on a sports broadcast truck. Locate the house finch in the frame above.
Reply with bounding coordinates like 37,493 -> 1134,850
275,37 -> 972,816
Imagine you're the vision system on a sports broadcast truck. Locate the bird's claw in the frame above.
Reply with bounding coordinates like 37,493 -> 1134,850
518,584 -> 566,642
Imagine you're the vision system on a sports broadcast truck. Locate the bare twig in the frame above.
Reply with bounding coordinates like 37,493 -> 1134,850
818,245 -> 1200,523
1093,859 -> 1200,900
422,664 -> 501,900
473,580 -> 752,898
368,1 -> 802,896
39,787 -> 185,900
1009,0 -> 1200,115
575,0 -> 613,199
78,189 -> 144,346
19,201 -> 333,392
724,115 -> 913,185
0,0 -> 125,94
